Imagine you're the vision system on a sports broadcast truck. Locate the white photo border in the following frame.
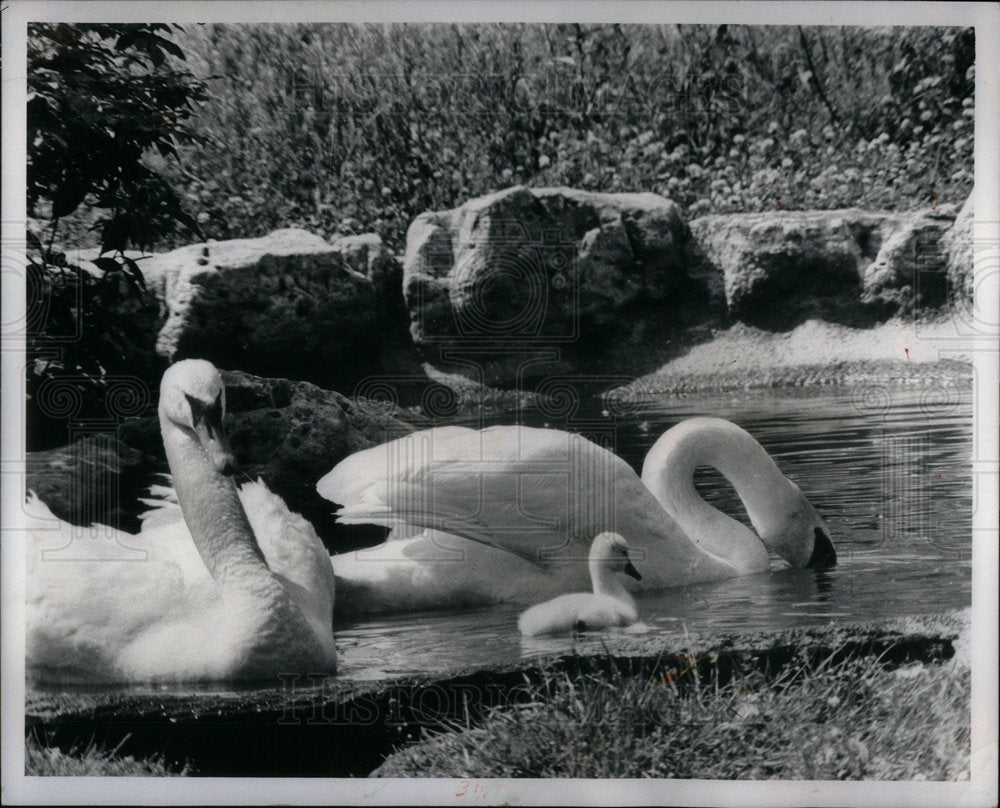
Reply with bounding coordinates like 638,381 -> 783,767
3,2 -> 997,805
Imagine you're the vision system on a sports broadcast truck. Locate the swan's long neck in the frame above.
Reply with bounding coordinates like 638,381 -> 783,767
160,415 -> 270,591
641,418 -> 799,567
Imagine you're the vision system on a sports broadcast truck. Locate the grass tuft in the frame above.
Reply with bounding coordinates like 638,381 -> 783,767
24,732 -> 193,777
373,649 -> 971,779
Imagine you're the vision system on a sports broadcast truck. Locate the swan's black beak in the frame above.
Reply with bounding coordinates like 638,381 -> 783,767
189,393 -> 239,476
624,559 -> 642,581
806,527 -> 837,568
192,416 -> 238,476
196,421 -> 238,476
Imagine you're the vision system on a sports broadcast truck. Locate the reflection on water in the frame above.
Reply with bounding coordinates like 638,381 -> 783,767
333,387 -> 972,682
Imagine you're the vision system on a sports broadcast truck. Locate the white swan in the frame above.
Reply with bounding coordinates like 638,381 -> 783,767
518,532 -> 641,636
26,360 -> 337,683
318,418 -> 835,613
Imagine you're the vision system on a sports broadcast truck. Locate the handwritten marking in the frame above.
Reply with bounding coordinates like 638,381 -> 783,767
456,781 -> 502,800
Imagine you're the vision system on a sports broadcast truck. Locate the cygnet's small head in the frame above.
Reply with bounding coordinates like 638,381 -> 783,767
158,360 -> 237,475
591,532 -> 642,581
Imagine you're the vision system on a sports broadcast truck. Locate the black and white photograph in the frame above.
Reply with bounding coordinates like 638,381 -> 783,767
2,2 -> 997,805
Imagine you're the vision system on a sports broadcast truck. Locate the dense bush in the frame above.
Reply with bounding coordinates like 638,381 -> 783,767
154,24 -> 973,252
27,23 -> 206,449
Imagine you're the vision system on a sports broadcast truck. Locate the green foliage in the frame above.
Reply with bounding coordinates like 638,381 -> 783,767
159,24 -> 973,252
26,23 -> 206,449
28,23 -> 206,245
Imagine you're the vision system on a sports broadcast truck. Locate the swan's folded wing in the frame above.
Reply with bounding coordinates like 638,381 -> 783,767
320,426 -> 533,556
318,425 -> 644,566
24,494 -> 204,682
317,426 -> 479,507
240,479 -> 336,631
137,477 -> 183,529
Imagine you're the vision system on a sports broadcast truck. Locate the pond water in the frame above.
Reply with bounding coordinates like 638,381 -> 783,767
333,386 -> 973,682
26,385 -> 972,699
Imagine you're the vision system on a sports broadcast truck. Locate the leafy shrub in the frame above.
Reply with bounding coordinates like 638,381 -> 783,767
27,23 -> 206,449
155,24 -> 972,252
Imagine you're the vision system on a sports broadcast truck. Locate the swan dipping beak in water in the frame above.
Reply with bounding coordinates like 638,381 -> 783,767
319,417 -> 835,612
26,359 -> 337,683
518,532 -> 643,636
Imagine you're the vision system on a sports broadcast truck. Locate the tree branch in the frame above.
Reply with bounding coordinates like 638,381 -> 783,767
797,26 -> 840,125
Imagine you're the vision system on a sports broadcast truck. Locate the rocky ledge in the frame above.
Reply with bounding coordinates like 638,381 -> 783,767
78,186 -> 973,396
36,187 -> 973,547
26,369 -> 424,551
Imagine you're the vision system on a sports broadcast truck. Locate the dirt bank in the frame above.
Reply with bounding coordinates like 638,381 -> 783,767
609,318 -> 972,397
26,609 -> 968,778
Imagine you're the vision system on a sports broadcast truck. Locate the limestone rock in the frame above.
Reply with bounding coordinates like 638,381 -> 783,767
403,186 -> 694,385
688,208 -> 958,327
689,210 -> 875,328
940,194 -> 974,308
30,370 -> 419,552
26,436 -> 164,535
860,209 -> 956,316
103,229 -> 424,396
207,370 -> 418,549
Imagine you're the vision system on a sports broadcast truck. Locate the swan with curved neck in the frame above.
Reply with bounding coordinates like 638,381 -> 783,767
518,532 -> 642,636
27,360 -> 336,683
642,417 -> 836,571
319,418 -> 835,612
